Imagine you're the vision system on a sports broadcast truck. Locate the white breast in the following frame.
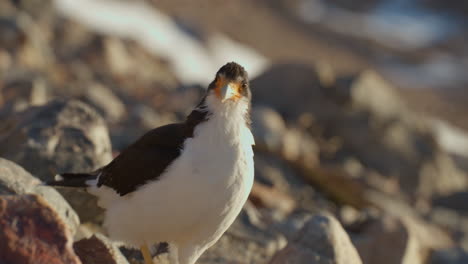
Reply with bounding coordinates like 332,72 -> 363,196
101,99 -> 255,249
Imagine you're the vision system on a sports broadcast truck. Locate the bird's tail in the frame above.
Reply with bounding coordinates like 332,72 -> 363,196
46,172 -> 97,188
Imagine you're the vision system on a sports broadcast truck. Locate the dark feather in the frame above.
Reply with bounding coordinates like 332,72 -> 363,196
97,109 -> 208,195
46,172 -> 97,187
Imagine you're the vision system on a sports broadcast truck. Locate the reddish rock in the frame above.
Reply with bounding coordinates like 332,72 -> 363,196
74,236 -> 115,264
74,234 -> 129,264
0,194 -> 81,264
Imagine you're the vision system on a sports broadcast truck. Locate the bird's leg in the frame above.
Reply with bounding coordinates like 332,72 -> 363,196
140,244 -> 154,264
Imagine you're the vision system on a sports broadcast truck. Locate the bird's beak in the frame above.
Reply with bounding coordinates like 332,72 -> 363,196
217,81 -> 241,103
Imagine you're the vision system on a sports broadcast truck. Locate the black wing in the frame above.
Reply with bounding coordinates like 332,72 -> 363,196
97,108 -> 209,196
97,123 -> 188,196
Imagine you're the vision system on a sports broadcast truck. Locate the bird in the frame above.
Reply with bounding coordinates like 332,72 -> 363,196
47,62 -> 255,264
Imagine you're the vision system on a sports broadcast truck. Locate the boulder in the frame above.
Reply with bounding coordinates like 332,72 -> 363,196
0,194 -> 81,264
430,248 -> 468,264
354,192 -> 454,264
79,82 -> 126,123
0,99 -> 112,223
269,213 -> 362,264
254,153 -> 331,212
353,215 -> 424,264
251,105 -> 287,151
74,234 -> 129,264
0,99 -> 112,179
249,181 -> 297,219
0,158 -> 79,234
432,191 -> 468,215
0,71 -> 49,112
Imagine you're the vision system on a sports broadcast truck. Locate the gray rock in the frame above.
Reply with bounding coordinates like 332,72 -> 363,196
132,104 -> 163,129
254,153 -> 333,212
80,82 -> 126,123
0,99 -> 112,223
251,63 -> 324,119
433,191 -> 468,215
2,72 -> 49,106
349,70 -> 406,120
430,248 -> 468,264
428,207 -> 468,243
252,106 -> 287,151
250,182 -> 297,220
0,158 -> 40,195
269,213 -> 362,264
272,211 -> 313,240
0,17 -> 25,51
0,158 -> 79,235
281,127 -> 319,165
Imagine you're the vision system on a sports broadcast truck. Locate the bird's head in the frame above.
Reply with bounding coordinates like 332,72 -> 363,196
207,62 -> 251,106
188,62 -> 252,135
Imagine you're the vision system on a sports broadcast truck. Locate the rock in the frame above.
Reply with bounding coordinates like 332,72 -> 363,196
353,215 -> 425,264
281,127 -> 319,166
104,37 -> 135,77
103,37 -> 179,88
74,234 -> 129,264
431,119 -> 468,158
0,99 -> 112,223
253,112 -> 320,167
0,158 -> 42,195
272,211 -> 313,240
251,106 -> 287,151
0,99 -> 112,180
249,182 -> 297,220
0,194 -> 81,264
251,63 -> 324,119
0,71 -> 49,112
433,191 -> 468,215
0,17 -> 25,52
80,83 -> 126,123
356,192 -> 454,264
428,207 -> 468,246
0,158 -> 80,235
269,213 -> 362,264
430,248 -> 468,264
131,104 -> 163,129
349,70 -> 406,119
254,153 -> 332,212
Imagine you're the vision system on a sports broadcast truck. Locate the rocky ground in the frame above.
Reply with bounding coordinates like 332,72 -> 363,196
1,0 -> 468,263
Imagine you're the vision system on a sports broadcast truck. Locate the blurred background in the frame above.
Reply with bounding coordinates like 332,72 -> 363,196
1,0 -> 468,263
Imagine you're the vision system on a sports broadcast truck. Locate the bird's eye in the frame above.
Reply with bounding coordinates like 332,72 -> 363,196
241,82 -> 247,89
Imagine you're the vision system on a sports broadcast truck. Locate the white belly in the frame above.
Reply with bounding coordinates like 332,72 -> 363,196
101,117 -> 255,247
